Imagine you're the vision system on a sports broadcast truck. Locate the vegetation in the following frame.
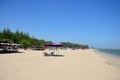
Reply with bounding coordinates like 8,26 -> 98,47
0,28 -> 51,48
0,28 -> 89,49
61,42 -> 89,49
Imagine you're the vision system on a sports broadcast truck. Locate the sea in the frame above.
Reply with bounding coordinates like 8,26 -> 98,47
97,49 -> 120,68
97,49 -> 120,58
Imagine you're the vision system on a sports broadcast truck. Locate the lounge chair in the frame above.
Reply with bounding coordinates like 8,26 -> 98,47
43,52 -> 63,57
43,52 -> 50,56
50,52 -> 55,56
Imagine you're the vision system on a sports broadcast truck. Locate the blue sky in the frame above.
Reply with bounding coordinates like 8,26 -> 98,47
0,0 -> 120,49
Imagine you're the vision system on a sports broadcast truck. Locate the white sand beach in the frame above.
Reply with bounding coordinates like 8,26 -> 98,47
0,49 -> 120,80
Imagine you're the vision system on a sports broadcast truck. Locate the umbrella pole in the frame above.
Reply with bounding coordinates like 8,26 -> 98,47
56,47 -> 57,55
57,47 -> 59,55
48,47 -> 50,53
58,47 -> 59,55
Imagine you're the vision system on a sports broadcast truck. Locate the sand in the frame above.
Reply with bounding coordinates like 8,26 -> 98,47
0,49 -> 120,80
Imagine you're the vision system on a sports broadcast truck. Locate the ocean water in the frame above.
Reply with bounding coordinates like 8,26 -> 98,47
97,49 -> 120,68
97,49 -> 120,58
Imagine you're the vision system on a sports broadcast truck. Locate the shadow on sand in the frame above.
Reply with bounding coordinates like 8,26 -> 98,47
52,54 -> 64,57
43,52 -> 64,57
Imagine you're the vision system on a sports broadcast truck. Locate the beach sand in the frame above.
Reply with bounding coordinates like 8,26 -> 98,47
0,49 -> 120,80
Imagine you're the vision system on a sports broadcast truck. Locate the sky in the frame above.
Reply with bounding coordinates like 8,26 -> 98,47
0,0 -> 120,49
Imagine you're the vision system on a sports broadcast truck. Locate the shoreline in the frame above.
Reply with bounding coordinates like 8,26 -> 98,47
97,49 -> 120,59
96,49 -> 120,69
0,49 -> 120,80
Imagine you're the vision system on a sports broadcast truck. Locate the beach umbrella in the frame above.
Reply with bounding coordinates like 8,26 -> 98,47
44,43 -> 63,47
11,43 -> 21,46
0,43 -> 10,46
44,43 -> 63,55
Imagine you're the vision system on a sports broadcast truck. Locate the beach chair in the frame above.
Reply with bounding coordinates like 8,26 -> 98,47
50,52 -> 55,56
43,52 -> 50,56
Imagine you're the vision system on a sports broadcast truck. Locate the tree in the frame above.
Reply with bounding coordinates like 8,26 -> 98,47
61,42 -> 89,49
0,28 -> 89,49
21,39 -> 30,49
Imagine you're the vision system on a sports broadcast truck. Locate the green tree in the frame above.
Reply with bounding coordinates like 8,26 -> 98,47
0,28 -> 89,49
21,39 -> 31,49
